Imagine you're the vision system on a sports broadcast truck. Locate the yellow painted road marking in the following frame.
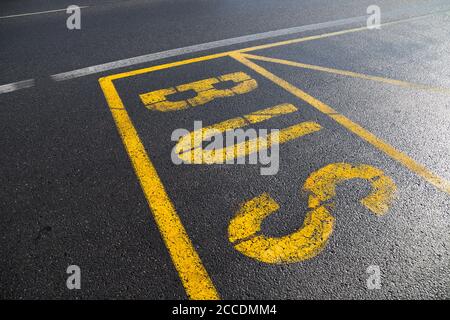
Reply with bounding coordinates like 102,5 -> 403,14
230,52 -> 450,195
99,77 -> 219,300
240,53 -> 450,95
229,163 -> 396,264
229,192 -> 334,263
140,72 -> 258,111
98,15 -> 450,298
174,103 -> 322,164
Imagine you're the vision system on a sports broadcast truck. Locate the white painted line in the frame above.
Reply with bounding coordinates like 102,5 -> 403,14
51,14 -> 371,81
0,79 -> 35,94
0,6 -> 89,19
2,7 -> 448,95
50,8 -> 450,82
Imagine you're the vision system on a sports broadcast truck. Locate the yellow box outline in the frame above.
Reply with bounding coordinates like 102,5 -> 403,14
97,26 -> 378,301
99,19 -> 450,300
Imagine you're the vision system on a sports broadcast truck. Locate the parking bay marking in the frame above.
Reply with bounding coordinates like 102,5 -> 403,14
99,25 -> 450,300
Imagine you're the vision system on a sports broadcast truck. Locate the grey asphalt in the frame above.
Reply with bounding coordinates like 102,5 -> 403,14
1,0 -> 449,299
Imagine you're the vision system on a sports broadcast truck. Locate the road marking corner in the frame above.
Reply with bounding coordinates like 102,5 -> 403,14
230,52 -> 450,196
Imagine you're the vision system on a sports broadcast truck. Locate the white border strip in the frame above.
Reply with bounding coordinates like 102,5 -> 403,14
51,14 -> 370,81
0,6 -> 89,19
0,79 -> 35,94
1,7 -> 449,95
50,7 -> 450,82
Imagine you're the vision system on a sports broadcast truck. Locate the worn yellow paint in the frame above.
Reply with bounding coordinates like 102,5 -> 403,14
175,103 -> 322,164
231,53 -> 450,195
98,77 -> 219,300
241,53 -> 450,95
219,72 -> 258,94
304,163 -> 397,215
140,72 -> 257,111
140,87 -> 189,111
176,103 -> 295,157
228,163 -> 396,264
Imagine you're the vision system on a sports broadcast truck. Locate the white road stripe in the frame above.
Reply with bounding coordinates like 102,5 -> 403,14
50,8 -> 450,82
0,6 -> 89,19
0,79 -> 35,94
51,14 -> 371,81
1,7 -> 448,96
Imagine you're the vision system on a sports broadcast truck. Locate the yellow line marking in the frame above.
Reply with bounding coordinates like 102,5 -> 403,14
230,52 -> 450,195
240,53 -> 450,94
237,11 -> 450,54
98,13 -> 449,298
238,25 -> 369,53
229,163 -> 396,264
105,52 -> 232,81
98,77 -> 219,300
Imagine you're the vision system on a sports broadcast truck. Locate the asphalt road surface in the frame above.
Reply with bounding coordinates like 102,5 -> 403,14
1,0 -> 450,299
